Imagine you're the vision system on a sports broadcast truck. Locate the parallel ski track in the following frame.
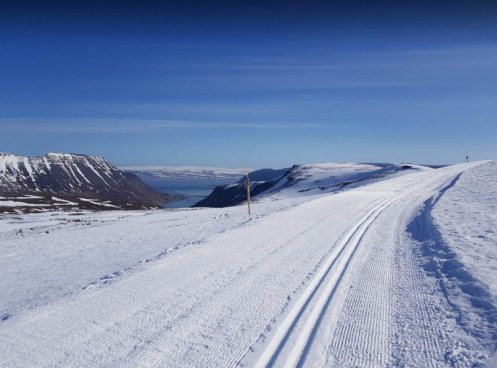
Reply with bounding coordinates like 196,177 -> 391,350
236,172 -> 452,368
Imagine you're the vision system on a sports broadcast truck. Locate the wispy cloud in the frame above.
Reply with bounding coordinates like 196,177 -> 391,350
0,119 -> 329,133
80,43 -> 497,98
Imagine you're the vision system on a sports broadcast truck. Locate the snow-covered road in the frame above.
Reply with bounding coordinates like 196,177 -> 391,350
1,161 -> 495,367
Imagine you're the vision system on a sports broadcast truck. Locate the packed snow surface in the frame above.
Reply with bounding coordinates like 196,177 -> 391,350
0,161 -> 496,367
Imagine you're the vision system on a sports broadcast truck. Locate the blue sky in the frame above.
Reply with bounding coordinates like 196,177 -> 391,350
1,1 -> 496,167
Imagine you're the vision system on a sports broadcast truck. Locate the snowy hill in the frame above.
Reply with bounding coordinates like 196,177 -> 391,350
0,152 -> 167,212
0,161 -> 495,367
195,162 -> 431,207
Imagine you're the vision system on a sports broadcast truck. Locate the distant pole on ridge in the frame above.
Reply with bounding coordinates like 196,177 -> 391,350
246,172 -> 251,216
466,150 -> 469,163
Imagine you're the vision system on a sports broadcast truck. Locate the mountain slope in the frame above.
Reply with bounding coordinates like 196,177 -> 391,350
194,167 -> 289,207
0,152 -> 167,211
195,162 -> 430,207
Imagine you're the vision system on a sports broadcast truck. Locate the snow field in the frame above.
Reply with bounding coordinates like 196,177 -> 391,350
0,161 -> 494,367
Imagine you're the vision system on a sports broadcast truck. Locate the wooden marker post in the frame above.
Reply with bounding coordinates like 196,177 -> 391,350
246,173 -> 251,216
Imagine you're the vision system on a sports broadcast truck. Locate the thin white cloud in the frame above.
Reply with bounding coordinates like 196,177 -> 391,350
0,118 -> 329,133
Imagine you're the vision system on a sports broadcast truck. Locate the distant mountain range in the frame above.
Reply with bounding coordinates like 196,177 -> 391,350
194,163 -> 430,207
0,152 -> 169,212
121,165 -> 248,182
0,154 -> 432,213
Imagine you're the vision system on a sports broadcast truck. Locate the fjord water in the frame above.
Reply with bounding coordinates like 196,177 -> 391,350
161,187 -> 214,208
146,178 -> 235,208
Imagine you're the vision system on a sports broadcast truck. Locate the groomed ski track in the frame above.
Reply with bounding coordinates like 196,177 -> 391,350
236,163 -> 488,368
0,162 -> 487,367
243,174 -> 444,368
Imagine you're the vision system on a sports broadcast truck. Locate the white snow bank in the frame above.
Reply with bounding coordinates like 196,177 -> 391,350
433,160 -> 497,298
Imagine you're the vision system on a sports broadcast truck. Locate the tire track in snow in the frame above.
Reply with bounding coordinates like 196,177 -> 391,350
239,175 -> 444,368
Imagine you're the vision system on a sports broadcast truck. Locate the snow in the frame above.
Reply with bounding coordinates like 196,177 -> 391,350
72,164 -> 92,184
66,162 -> 82,185
1,152 -> 119,193
22,157 -> 36,185
0,153 -> 19,173
43,156 -> 51,171
0,200 -> 49,207
79,198 -> 120,208
84,157 -> 112,188
251,162 -> 432,202
0,153 -> 21,182
52,197 -> 78,205
431,161 -> 497,298
417,160 -> 497,362
268,162 -> 383,194
0,160 -> 495,367
51,153 -> 77,183
2,152 -> 144,210
95,156 -> 114,177
14,195 -> 43,199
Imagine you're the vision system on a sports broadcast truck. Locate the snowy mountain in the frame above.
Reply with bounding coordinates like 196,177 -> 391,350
0,152 -> 167,212
195,162 -> 430,207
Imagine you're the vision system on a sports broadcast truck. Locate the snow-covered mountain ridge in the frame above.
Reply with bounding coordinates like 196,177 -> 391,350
121,165 -> 248,181
195,162 -> 431,207
0,152 -> 167,211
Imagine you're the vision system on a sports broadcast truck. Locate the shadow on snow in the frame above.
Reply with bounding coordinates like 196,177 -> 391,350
407,174 -> 497,352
